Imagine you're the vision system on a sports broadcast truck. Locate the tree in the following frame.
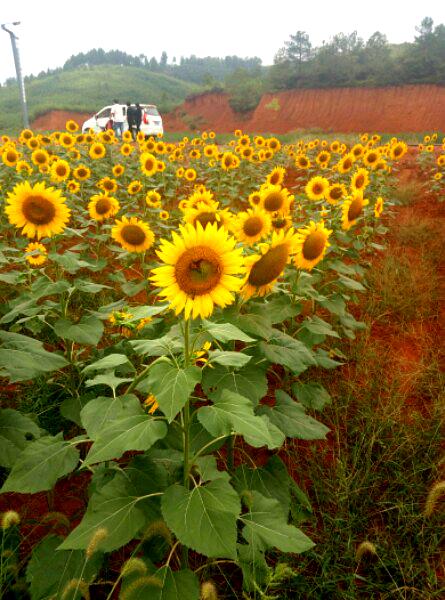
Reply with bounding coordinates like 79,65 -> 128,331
160,51 -> 168,69
284,31 -> 312,64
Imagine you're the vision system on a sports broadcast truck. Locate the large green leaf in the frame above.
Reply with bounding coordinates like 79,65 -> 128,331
54,315 -> 104,346
162,480 -> 241,559
83,415 -> 168,466
225,313 -> 273,340
59,472 -> 150,552
240,492 -> 314,554
80,394 -> 142,439
0,331 -> 68,382
257,390 -> 330,440
121,566 -> 199,600
26,535 -> 102,600
300,316 -> 340,338
1,434 -> 79,493
292,381 -> 332,411
232,456 -> 292,516
82,353 -> 132,374
198,390 -> 284,449
209,350 -> 252,367
201,320 -> 255,343
0,408 -> 41,468
130,333 -> 183,357
139,362 -> 201,422
249,295 -> 301,324
237,543 -> 269,592
202,363 -> 267,406
258,329 -> 316,375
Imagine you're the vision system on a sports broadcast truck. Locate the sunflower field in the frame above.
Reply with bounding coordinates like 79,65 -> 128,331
0,123 -> 443,599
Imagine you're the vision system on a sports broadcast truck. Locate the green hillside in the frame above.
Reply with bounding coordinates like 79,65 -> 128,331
0,65 -> 202,131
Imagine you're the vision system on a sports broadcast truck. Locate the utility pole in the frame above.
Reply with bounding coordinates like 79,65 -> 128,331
1,22 -> 29,129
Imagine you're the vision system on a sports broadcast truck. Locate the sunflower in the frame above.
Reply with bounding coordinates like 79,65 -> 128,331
112,164 -> 125,177
241,228 -> 298,299
351,144 -> 365,160
127,180 -> 143,195
73,165 -> 91,181
25,241 -> 48,266
186,188 -> 215,209
248,190 -> 262,208
2,147 -> 20,167
146,190 -> 162,208
341,192 -> 369,230
271,215 -> 292,233
89,142 -> 106,160
260,185 -> 293,214
65,120 -> 79,133
305,176 -> 330,201
363,149 -> 380,169
111,216 -> 154,253
16,161 -> 33,175
436,155 -> 445,168
66,179 -> 80,194
294,221 -> 332,271
176,167 -> 185,178
389,141 -> 408,161
150,222 -> 244,319
316,151 -> 331,165
184,202 -> 232,230
266,166 -> 286,187
336,154 -> 355,173
330,141 -> 341,153
122,130 -> 133,142
144,394 -> 159,414
267,137 -> 281,152
221,152 -> 239,171
351,168 -> 370,192
159,210 -> 169,220
374,197 -> 384,218
184,168 -> 197,181
99,130 -> 115,144
26,137 -> 40,151
50,159 -> 71,183
326,183 -> 347,205
98,177 -> 118,193
295,154 -> 311,169
157,161 -> 166,172
19,129 -> 34,143
59,133 -> 75,148
138,152 -> 157,176
69,148 -> 81,161
232,207 -> 272,245
5,181 -> 70,239
88,194 -> 120,221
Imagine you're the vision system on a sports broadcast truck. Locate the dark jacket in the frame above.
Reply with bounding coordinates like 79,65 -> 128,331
127,105 -> 137,125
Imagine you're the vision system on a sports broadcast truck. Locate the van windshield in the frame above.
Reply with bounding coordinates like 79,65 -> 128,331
145,107 -> 160,116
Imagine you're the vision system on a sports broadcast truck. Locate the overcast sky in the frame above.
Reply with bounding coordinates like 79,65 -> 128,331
0,0 -> 443,84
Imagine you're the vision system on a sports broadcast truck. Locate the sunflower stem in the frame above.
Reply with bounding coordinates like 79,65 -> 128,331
181,317 -> 191,567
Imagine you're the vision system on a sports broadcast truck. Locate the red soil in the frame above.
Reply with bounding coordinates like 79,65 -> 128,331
32,110 -> 92,131
164,85 -> 445,133
31,85 -> 445,134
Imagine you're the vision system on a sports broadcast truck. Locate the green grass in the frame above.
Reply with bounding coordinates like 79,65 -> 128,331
261,193 -> 444,599
0,65 -> 202,131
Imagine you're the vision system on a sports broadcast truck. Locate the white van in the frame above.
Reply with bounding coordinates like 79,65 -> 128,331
82,104 -> 163,136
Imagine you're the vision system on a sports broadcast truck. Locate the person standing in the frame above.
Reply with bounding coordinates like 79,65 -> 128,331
134,103 -> 143,137
126,102 -> 137,140
110,99 -> 124,138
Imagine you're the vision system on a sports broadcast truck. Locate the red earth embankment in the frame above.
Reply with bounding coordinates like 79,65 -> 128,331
164,84 -> 445,133
32,110 -> 92,131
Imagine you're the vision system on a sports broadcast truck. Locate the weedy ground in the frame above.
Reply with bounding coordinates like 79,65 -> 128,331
238,169 -> 445,599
